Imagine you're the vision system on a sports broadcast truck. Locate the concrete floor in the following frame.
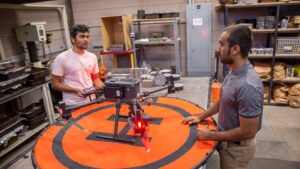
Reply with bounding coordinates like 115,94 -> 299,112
4,77 -> 300,169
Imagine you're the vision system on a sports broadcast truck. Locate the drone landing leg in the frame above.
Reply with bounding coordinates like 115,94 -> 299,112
113,99 -> 121,139
95,99 -> 135,144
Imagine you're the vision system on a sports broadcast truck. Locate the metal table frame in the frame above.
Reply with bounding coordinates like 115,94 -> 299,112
130,18 -> 181,74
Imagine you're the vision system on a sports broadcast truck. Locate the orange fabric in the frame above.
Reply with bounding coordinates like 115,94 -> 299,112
211,82 -> 222,103
34,97 -> 217,169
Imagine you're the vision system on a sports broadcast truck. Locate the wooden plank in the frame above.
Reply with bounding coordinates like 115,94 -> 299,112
215,5 -> 224,11
101,17 -> 114,52
253,29 -> 275,32
112,17 -> 124,45
252,28 -> 300,33
101,15 -> 134,52
248,54 -> 273,59
278,28 -> 300,32
249,54 -> 300,57
122,14 -> 133,51
225,1 -> 300,7
276,54 -> 300,57
269,100 -> 289,106
274,77 -> 300,83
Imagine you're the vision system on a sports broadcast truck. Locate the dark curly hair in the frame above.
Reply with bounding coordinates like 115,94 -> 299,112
70,24 -> 89,39
223,24 -> 253,59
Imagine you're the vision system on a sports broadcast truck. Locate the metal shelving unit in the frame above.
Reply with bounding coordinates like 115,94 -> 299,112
252,28 -> 300,33
222,1 -> 300,105
0,122 -> 49,158
0,82 -> 55,161
249,54 -> 300,59
224,1 -> 300,8
134,40 -> 177,45
130,18 -> 181,73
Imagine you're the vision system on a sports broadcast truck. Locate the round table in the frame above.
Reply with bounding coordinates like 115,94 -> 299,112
33,97 -> 217,169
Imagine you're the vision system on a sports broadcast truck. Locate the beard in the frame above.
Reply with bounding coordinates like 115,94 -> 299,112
77,45 -> 88,50
73,41 -> 88,50
220,50 -> 234,65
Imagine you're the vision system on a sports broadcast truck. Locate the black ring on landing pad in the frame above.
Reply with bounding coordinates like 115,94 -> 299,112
50,102 -> 198,169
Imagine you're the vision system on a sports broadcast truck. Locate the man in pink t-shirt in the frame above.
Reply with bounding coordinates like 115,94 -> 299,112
51,24 -> 104,106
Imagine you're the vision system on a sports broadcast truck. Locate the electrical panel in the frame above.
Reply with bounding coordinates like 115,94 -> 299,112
15,22 -> 46,42
186,4 -> 211,77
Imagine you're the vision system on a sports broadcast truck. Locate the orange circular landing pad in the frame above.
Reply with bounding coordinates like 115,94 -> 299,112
33,97 -> 217,169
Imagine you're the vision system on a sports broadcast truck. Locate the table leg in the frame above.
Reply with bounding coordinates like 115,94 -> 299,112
114,54 -> 117,68
100,54 -> 104,67
130,53 -> 134,68
42,84 -> 54,124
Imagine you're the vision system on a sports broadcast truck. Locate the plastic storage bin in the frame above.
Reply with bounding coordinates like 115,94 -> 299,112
0,74 -> 29,90
0,67 -> 26,81
276,37 -> 300,55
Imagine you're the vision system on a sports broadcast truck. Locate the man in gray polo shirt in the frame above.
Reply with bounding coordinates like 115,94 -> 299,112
182,25 -> 263,169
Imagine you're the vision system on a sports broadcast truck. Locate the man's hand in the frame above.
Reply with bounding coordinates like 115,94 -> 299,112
181,115 -> 203,125
75,88 -> 84,97
196,128 -> 212,141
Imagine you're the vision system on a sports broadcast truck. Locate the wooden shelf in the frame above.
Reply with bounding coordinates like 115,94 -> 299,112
278,28 -> 300,33
260,77 -> 300,84
270,100 -> 289,106
263,100 -> 289,106
216,1 -> 300,10
225,1 -> 300,8
273,77 -> 300,83
215,5 -> 224,11
249,54 -> 273,59
260,78 -> 300,84
252,28 -> 300,33
275,54 -> 300,58
262,79 -> 270,82
249,54 -> 300,59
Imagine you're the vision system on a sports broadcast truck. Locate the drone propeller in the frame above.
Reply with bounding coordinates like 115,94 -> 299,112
144,92 -> 168,101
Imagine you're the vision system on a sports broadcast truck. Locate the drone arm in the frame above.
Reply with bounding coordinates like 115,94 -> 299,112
59,97 -> 106,119
139,85 -> 169,99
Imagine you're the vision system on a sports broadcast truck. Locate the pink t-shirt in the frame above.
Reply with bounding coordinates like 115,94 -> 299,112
52,49 -> 99,106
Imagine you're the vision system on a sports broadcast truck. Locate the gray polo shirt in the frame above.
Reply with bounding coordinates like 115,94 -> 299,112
218,62 -> 263,132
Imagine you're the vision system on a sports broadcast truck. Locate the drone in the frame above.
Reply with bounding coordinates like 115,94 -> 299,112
56,75 -> 182,151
